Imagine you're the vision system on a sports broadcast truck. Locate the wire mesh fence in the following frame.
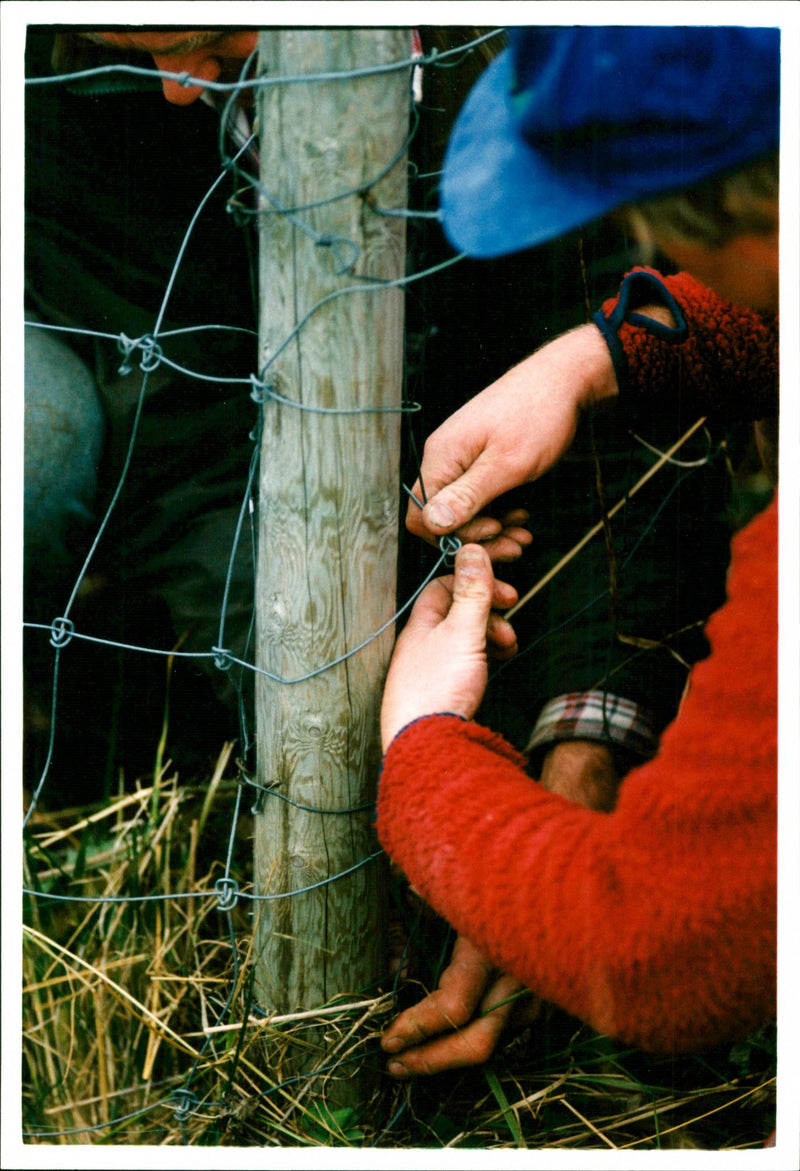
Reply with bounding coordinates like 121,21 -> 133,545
15,21 -> 778,1150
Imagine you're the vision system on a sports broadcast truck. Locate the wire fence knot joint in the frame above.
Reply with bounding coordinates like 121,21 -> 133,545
138,335 -> 164,372
212,646 -> 234,672
438,534 -> 462,564
49,616 -> 75,648
170,1088 -> 200,1122
249,374 -> 273,405
215,876 -> 240,912
117,332 -> 163,374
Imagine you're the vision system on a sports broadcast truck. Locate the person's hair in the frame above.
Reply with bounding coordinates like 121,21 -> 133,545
623,152 -> 779,254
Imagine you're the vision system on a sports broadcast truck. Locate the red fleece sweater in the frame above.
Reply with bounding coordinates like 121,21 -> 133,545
377,273 -> 778,1053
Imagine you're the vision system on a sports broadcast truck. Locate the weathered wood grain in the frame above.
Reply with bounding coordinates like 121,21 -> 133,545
253,29 -> 408,1080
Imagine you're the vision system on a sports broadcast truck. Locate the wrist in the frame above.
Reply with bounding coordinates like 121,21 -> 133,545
562,323 -> 620,409
594,269 -> 688,402
525,691 -> 658,767
381,710 -> 466,755
538,740 -> 621,812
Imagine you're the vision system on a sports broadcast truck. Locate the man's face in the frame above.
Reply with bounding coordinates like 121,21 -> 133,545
652,217 -> 780,317
82,30 -> 259,105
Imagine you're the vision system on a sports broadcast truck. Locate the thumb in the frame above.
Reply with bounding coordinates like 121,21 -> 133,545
447,545 -> 495,637
421,456 -> 504,534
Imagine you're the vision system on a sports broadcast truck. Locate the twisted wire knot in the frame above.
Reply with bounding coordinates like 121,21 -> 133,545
212,646 -> 233,672
49,616 -> 75,649
139,336 -> 164,372
438,534 -> 462,565
214,876 -> 240,911
249,374 -> 274,405
170,1088 -> 199,1122
116,334 -> 137,374
117,333 -> 163,375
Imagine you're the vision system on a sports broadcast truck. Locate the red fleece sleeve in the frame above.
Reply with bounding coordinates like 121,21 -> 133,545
376,500 -> 777,1053
598,268 -> 778,424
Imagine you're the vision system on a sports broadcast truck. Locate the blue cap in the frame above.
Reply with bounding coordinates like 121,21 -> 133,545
440,27 -> 780,258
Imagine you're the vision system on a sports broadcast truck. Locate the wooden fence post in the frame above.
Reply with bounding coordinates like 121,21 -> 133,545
252,28 -> 409,1090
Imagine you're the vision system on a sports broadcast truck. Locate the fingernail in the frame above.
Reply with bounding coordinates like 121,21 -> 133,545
387,1061 -> 409,1079
382,1035 -> 403,1053
458,547 -> 485,574
426,499 -> 455,529
459,547 -> 483,564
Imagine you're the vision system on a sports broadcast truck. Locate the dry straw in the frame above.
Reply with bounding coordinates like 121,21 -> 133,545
22,744 -> 776,1148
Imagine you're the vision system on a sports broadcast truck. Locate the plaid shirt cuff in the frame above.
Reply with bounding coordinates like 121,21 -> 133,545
525,691 -> 659,763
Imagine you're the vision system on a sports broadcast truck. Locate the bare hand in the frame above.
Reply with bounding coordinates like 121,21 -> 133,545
381,935 -> 540,1079
406,324 -> 618,546
380,544 -> 517,751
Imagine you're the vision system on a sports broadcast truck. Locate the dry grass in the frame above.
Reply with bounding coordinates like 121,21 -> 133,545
21,744 -> 776,1148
